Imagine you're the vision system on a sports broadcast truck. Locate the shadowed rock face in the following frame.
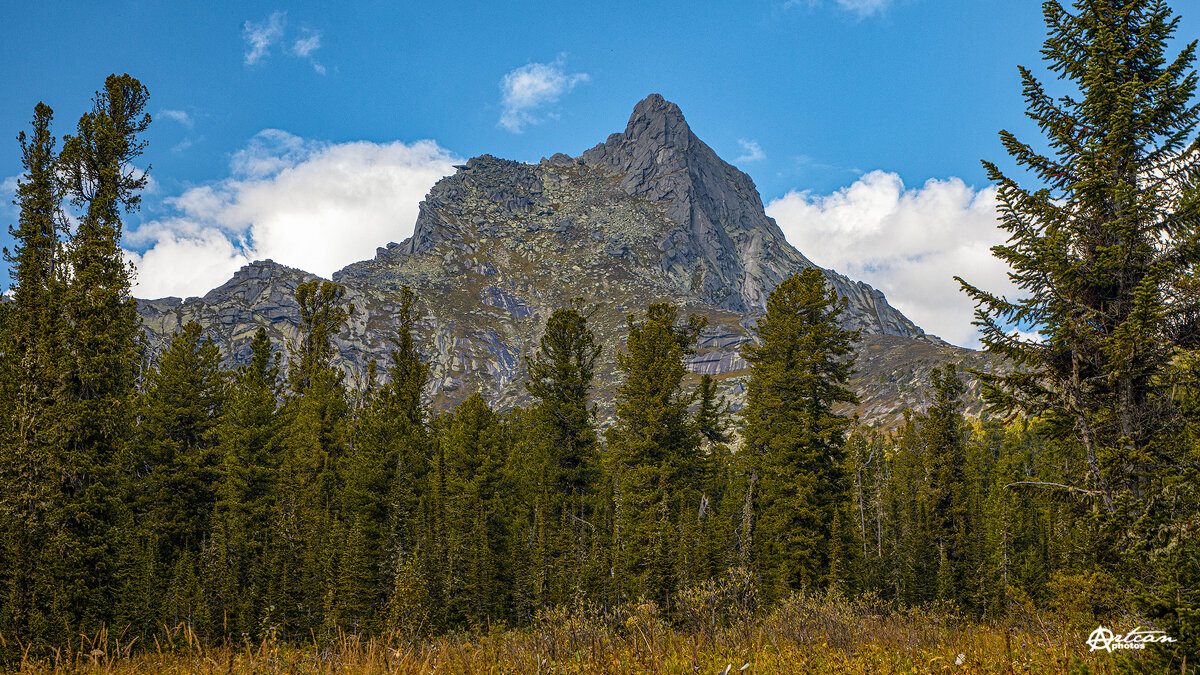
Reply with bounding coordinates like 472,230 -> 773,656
139,95 -> 995,426
579,94 -> 925,337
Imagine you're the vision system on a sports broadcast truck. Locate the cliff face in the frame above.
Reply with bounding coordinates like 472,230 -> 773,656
579,94 -> 924,338
139,95 -> 994,425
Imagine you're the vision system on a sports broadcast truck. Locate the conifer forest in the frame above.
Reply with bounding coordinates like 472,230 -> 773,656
1,1 -> 1199,672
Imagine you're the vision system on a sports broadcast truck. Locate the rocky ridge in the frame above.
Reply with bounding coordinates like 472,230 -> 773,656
138,95 -> 999,425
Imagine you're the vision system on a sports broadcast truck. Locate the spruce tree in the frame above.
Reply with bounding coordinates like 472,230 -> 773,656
211,327 -> 281,636
957,2 -> 1200,662
348,285 -> 430,631
54,73 -> 151,634
437,393 -> 506,625
0,101 -> 66,653
608,303 -> 706,605
523,304 -> 602,604
740,268 -> 858,600
957,0 -> 1199,512
693,374 -> 736,582
275,279 -> 353,635
134,322 -> 225,563
920,365 -> 970,606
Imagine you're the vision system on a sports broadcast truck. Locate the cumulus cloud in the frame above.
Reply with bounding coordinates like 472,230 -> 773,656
736,139 -> 766,163
499,57 -> 589,133
125,131 -> 460,299
243,11 -> 285,65
765,170 -> 1014,348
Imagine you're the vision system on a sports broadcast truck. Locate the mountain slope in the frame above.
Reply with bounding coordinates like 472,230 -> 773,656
138,94 -> 997,425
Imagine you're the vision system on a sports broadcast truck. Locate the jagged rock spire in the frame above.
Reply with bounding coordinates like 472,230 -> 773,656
580,95 -> 814,313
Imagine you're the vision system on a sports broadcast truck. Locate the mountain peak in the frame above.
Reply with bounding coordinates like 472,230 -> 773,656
623,93 -> 693,149
579,95 -> 802,312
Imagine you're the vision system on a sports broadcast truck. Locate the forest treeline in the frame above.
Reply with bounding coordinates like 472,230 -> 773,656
1,1 -> 1199,671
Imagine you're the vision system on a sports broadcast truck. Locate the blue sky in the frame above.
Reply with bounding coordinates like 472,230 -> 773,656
1,0 -> 1196,346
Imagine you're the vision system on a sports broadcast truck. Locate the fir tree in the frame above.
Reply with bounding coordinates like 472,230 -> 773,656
437,393 -> 507,625
0,101 -> 66,653
211,327 -> 281,636
275,279 -> 353,635
921,365 -> 970,606
957,2 -> 1200,663
54,74 -> 151,634
608,303 -> 706,605
349,285 -> 430,603
134,322 -> 226,564
957,0 -> 1200,512
693,374 -> 736,582
522,304 -> 602,604
740,268 -> 858,600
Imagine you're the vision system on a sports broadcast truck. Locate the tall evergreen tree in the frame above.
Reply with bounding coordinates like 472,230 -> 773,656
740,268 -> 858,600
273,279 -> 353,635
522,304 -> 602,604
437,393 -> 507,625
349,286 -> 430,632
608,303 -> 706,605
921,365 -> 971,606
693,374 -> 737,581
957,0 -> 1200,512
0,101 -> 66,652
53,73 -> 151,634
134,322 -> 226,561
957,1 -> 1200,663
209,327 -> 281,637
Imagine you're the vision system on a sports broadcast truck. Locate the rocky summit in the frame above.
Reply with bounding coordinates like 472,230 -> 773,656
138,94 -> 999,426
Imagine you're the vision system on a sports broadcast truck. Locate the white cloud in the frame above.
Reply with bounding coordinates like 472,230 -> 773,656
159,109 -> 193,129
784,0 -> 893,18
126,131 -> 460,299
290,29 -> 326,74
291,31 -> 321,57
499,56 -> 589,133
765,170 -> 1015,348
2,174 -> 17,204
125,227 -> 250,299
836,0 -> 891,17
243,11 -> 286,65
736,139 -> 766,163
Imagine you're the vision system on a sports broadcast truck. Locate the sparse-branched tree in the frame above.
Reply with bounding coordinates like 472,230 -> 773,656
957,2 -> 1200,663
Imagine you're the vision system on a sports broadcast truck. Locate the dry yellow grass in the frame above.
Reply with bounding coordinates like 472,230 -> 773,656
5,595 -> 1155,674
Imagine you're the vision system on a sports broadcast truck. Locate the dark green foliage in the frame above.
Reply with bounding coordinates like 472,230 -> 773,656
348,286 -> 430,632
134,322 -> 225,561
519,305 -> 603,606
957,0 -> 1200,665
436,393 -> 507,625
0,102 -> 65,651
607,303 -> 707,606
209,327 -> 281,637
2,35 -> 1198,661
525,304 -> 601,496
4,74 -> 152,642
693,374 -> 738,582
740,268 -> 858,601
957,0 -> 1200,511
